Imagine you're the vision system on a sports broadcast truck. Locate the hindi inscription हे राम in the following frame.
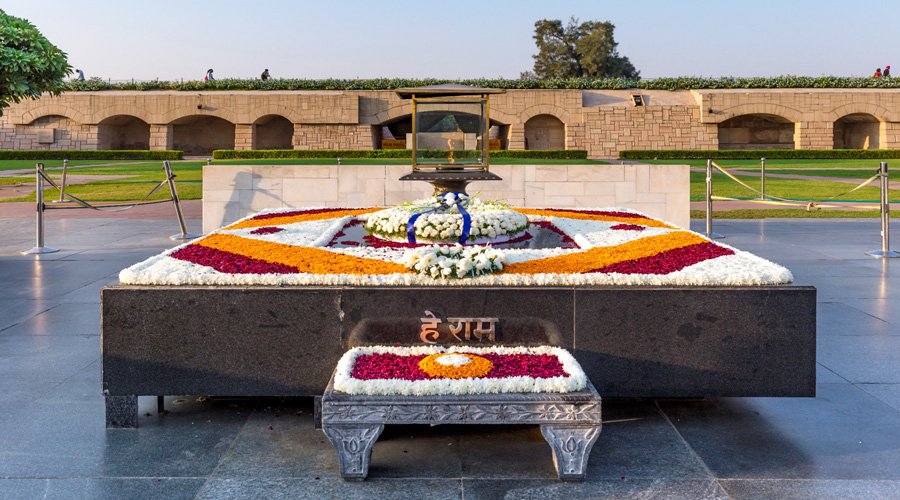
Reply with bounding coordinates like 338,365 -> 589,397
419,310 -> 498,344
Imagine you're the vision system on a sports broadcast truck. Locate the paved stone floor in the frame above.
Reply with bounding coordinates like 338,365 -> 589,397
1,214 -> 900,499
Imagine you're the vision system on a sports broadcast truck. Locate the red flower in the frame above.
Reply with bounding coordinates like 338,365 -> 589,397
249,226 -> 285,235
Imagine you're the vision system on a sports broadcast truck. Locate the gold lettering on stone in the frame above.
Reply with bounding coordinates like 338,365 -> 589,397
419,310 -> 442,344
419,311 -> 498,343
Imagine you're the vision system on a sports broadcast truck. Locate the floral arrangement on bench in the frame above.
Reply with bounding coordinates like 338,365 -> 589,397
332,345 -> 588,396
119,200 -> 792,287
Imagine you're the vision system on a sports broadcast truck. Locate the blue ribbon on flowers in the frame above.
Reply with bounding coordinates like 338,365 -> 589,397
407,192 -> 472,245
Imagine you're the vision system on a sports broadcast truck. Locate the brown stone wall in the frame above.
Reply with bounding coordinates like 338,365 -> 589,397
2,115 -> 97,150
584,106 -> 717,158
292,124 -> 372,150
3,88 -> 900,155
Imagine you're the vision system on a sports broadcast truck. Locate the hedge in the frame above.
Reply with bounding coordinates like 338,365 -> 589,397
212,149 -> 587,160
0,150 -> 183,160
619,149 -> 900,160
63,76 -> 900,92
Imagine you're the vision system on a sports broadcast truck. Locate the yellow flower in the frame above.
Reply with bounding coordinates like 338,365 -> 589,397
418,353 -> 493,379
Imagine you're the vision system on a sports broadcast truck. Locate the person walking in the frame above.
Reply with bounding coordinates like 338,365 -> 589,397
873,68 -> 882,78
205,68 -> 215,81
261,69 -> 270,80
884,65 -> 891,78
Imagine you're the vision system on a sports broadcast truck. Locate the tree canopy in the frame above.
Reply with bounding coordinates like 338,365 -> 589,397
529,18 -> 639,80
0,9 -> 70,115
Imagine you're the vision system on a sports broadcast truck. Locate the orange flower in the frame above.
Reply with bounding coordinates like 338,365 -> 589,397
418,353 -> 494,379
195,233 -> 409,275
505,231 -> 706,274
515,208 -> 674,229
226,208 -> 380,230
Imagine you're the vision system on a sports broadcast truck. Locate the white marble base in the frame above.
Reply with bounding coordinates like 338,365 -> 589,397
202,163 -> 689,233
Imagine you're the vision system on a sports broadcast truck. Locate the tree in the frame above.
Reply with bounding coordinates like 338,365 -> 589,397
0,9 -> 70,115
530,18 -> 639,79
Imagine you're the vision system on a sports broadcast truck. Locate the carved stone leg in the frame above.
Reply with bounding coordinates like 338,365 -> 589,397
540,424 -> 601,481
322,424 -> 384,480
106,395 -> 138,428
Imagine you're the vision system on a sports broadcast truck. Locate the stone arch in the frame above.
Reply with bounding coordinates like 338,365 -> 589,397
91,105 -> 153,125
524,114 -> 565,150
170,115 -> 235,156
247,105 -> 301,124
97,115 -> 150,150
833,113 -> 882,149
828,103 -> 891,122
20,104 -> 86,125
718,114 -> 796,150
253,115 -> 294,149
372,103 -> 414,126
518,104 -> 578,126
372,113 -> 509,149
715,103 -> 802,124
156,105 -> 239,125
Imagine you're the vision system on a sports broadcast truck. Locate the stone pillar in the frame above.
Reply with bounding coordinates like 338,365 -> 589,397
794,121 -> 833,150
293,124 -> 311,150
149,125 -> 173,150
235,124 -> 255,150
882,122 -> 900,149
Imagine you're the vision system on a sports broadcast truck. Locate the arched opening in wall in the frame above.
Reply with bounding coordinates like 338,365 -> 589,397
718,114 -> 795,150
23,115 -> 80,149
524,114 -> 565,150
374,114 -> 509,149
97,115 -> 150,150
171,115 -> 235,156
833,113 -> 882,149
254,115 -> 293,149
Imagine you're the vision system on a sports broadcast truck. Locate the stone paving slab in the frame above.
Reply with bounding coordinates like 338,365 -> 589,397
0,215 -> 897,498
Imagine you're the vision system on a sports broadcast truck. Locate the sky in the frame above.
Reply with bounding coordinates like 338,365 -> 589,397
4,0 -> 899,81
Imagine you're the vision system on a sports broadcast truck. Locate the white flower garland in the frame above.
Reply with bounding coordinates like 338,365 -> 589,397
333,345 -> 588,396
365,194 -> 529,243
117,206 -> 795,287
401,244 -> 506,279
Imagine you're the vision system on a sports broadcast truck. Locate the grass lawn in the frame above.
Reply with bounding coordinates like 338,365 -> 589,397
691,209 -> 897,219
0,159 -> 158,172
642,158 -> 895,170
689,171 -> 894,202
0,177 -> 30,186
3,157 -> 897,218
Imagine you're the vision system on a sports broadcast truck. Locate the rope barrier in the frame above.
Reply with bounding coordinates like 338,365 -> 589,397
865,162 -> 900,258
703,159 -> 898,259
709,160 -> 883,211
20,160 -> 198,255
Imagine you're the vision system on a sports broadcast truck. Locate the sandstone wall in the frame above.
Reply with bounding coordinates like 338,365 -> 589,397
3,88 -> 900,157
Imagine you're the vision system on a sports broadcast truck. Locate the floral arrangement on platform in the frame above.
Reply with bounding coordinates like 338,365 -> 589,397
365,193 -> 529,244
118,206 -> 794,287
401,244 -> 505,279
333,345 -> 588,396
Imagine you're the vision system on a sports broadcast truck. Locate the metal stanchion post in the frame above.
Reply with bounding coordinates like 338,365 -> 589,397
22,163 -> 59,255
759,157 -> 766,200
164,160 -> 199,241
52,158 -> 72,203
206,157 -> 211,166
866,162 -> 900,258
705,159 -> 724,239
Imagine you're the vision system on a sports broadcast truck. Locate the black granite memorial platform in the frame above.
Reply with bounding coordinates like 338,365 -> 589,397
101,284 -> 816,428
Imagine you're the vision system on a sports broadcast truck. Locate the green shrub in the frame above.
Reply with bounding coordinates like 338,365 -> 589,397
0,150 -> 182,160
212,149 -> 587,160
619,149 -> 900,160
62,76 -> 900,92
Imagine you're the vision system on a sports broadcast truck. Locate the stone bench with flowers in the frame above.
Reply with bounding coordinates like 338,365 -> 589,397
318,345 -> 602,481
